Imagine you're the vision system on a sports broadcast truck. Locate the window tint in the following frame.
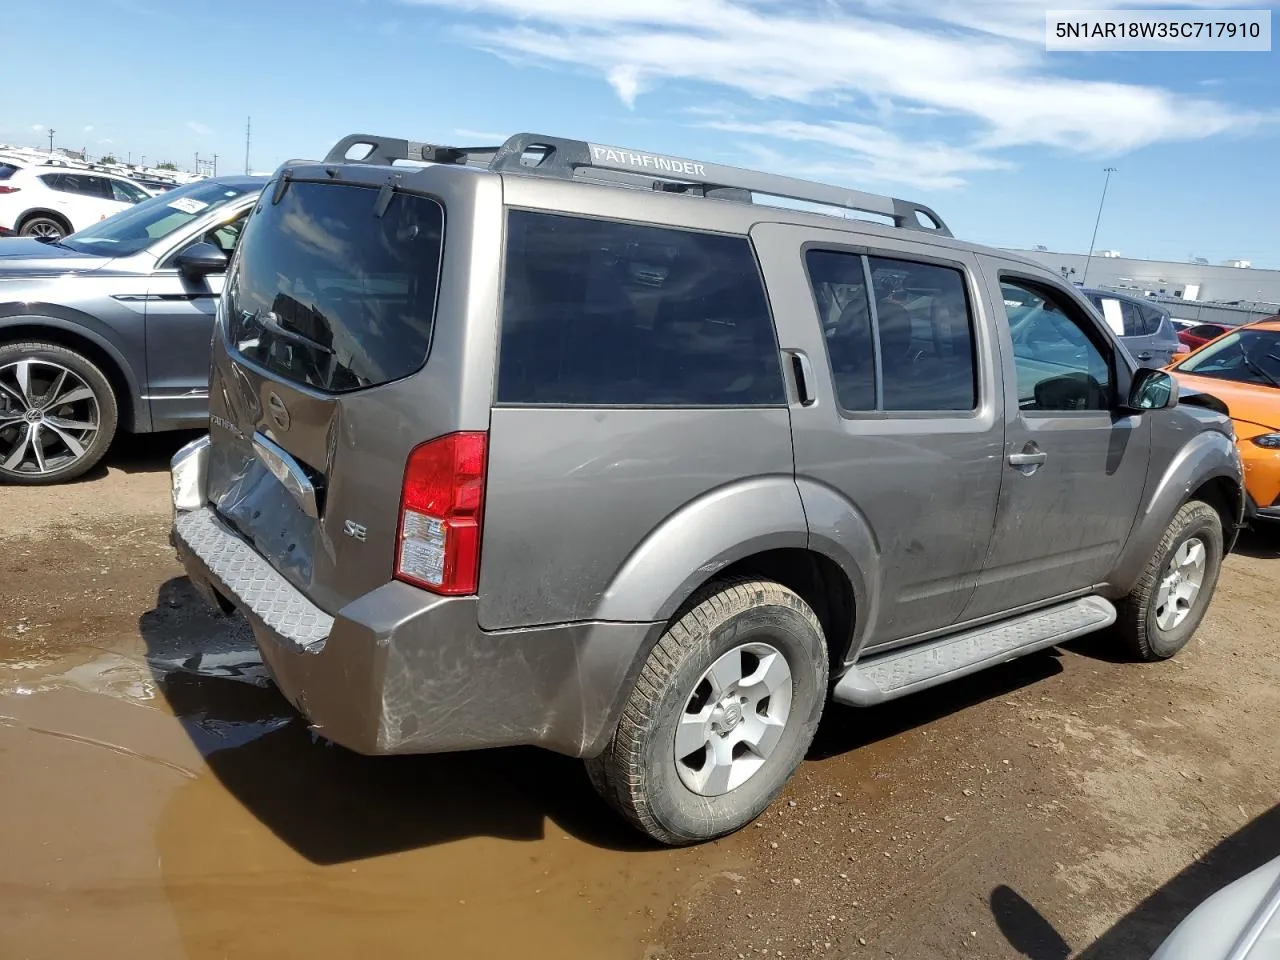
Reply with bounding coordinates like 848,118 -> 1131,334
869,257 -> 976,411
497,211 -> 783,406
1118,300 -> 1148,338
1001,280 -> 1112,411
39,174 -> 68,192
804,251 -> 977,412
804,250 -> 876,410
0,164 -> 19,180
226,181 -> 444,394
65,175 -> 113,200
1140,304 -> 1167,336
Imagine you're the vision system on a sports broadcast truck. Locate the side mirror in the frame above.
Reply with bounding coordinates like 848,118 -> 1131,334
1128,368 -> 1178,411
174,241 -> 228,279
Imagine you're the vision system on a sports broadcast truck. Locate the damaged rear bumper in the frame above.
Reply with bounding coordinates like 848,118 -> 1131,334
170,502 -> 658,758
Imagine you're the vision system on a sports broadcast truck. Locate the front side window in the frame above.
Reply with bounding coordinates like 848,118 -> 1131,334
804,250 -> 977,412
497,211 -> 784,406
1175,328 -> 1280,388
109,179 -> 148,204
1001,280 -> 1112,411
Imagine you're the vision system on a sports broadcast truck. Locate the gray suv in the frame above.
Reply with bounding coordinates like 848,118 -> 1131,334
0,175 -> 266,484
170,133 -> 1244,845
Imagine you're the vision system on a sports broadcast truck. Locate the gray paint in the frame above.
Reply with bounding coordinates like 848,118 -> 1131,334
170,145 -> 1243,763
480,408 -> 797,629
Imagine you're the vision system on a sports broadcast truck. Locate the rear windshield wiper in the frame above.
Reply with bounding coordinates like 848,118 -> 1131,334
256,310 -> 334,356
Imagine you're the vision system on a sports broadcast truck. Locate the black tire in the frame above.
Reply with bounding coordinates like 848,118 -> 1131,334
1116,500 -> 1224,661
18,213 -> 71,239
587,578 -> 828,846
0,340 -> 119,485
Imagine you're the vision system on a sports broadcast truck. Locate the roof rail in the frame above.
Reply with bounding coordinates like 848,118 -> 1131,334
324,132 -> 952,237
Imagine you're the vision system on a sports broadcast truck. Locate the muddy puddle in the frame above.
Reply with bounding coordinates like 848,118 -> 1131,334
0,577 -> 735,960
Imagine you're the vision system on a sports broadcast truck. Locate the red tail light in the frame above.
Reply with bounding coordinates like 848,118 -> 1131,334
395,431 -> 488,595
0,186 -> 20,194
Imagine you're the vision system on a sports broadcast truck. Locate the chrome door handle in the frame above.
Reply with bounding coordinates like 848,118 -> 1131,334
1008,450 -> 1047,466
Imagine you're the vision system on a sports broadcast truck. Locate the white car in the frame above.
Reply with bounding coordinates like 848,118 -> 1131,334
0,161 -> 151,239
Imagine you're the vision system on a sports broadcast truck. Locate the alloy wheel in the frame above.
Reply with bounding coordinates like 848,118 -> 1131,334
0,358 -> 101,478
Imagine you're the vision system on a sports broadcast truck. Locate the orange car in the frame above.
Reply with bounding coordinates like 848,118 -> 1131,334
1168,316 -> 1280,522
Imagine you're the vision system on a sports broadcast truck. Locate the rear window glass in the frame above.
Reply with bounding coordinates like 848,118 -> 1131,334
497,211 -> 784,406
0,164 -> 18,180
226,181 -> 444,394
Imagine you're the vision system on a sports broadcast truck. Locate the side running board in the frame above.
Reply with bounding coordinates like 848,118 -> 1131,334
832,596 -> 1117,707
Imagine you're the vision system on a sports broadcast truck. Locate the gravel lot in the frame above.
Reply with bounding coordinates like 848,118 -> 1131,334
2,434 -> 1277,960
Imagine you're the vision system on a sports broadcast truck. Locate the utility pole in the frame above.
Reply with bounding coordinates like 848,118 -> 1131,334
244,116 -> 251,175
47,128 -> 55,153
1081,166 -> 1117,286
212,153 -> 218,177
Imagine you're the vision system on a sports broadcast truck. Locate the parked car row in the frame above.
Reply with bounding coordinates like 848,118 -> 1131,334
0,155 -> 157,239
0,175 -> 265,482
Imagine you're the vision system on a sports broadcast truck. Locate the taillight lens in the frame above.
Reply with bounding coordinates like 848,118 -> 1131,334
395,431 -> 488,595
0,186 -> 20,194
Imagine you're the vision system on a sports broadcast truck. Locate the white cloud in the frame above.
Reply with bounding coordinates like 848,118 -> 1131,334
186,120 -> 212,136
400,0 -> 1272,188
710,119 -> 1011,191
83,125 -> 94,133
30,124 -> 43,132
96,138 -> 114,145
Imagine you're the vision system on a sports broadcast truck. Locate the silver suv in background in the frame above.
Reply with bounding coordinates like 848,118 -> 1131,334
1083,286 -> 1185,368
170,133 -> 1243,846
0,175 -> 266,484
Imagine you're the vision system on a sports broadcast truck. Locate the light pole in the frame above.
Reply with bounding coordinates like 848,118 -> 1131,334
1081,166 -> 1117,286
47,128 -> 55,153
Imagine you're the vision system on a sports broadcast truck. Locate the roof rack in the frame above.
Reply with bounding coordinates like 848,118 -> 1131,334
324,132 -> 952,237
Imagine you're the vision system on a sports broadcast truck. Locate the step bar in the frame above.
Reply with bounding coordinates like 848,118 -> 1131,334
833,596 -> 1117,707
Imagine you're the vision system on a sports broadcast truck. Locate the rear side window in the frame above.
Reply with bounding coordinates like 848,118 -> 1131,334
497,211 -> 784,406
805,250 -> 977,412
1140,304 -> 1168,336
226,180 -> 444,394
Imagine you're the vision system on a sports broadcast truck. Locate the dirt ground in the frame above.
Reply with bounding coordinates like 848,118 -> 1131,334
2,433 -> 1278,960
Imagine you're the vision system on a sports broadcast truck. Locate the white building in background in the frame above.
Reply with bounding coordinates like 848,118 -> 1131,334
1006,247 -> 1280,323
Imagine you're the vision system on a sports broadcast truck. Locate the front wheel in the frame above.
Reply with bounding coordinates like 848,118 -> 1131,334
0,341 -> 119,485
1116,500 -> 1224,661
586,578 -> 828,846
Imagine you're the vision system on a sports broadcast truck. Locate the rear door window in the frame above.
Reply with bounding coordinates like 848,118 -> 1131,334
226,180 -> 445,394
497,211 -> 784,406
804,250 -> 978,412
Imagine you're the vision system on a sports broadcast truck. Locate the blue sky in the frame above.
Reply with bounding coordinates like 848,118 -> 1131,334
8,0 -> 1278,265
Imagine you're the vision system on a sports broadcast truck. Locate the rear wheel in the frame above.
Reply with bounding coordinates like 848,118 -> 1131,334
587,578 -> 828,845
1116,500 -> 1224,661
18,214 -> 71,239
0,341 -> 118,485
